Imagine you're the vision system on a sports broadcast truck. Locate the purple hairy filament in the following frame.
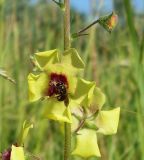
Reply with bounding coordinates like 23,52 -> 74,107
45,73 -> 69,101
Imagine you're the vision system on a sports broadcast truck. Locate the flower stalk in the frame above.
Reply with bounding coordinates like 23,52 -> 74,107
63,0 -> 71,160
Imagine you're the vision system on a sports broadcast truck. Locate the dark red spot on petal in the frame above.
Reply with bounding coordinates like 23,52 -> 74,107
44,73 -> 68,102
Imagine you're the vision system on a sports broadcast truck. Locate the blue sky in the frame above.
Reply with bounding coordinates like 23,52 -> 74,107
70,0 -> 144,14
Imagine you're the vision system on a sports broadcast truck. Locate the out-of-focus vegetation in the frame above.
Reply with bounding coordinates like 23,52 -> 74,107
0,0 -> 144,160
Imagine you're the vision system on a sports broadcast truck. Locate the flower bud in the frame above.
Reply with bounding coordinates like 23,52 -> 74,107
98,12 -> 118,33
1,149 -> 11,160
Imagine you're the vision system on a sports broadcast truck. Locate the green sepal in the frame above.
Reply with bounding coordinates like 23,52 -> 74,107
98,12 -> 118,33
72,129 -> 101,158
17,120 -> 33,146
96,107 -> 120,135
10,145 -> 25,160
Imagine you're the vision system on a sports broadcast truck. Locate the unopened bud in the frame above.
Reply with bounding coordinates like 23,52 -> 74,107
1,149 -> 11,160
98,12 -> 118,33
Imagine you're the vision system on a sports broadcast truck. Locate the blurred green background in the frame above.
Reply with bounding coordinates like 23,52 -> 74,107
0,0 -> 144,159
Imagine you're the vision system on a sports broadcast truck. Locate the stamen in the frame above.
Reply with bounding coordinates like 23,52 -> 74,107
45,73 -> 68,102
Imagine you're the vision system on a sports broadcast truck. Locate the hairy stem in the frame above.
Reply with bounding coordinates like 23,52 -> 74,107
64,0 -> 70,50
63,0 -> 71,160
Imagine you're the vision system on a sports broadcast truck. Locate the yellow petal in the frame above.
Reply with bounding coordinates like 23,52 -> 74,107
96,107 -> 120,135
35,49 -> 60,69
93,87 -> 106,109
72,78 -> 96,107
89,87 -> 106,114
44,64 -> 77,95
71,115 -> 79,132
10,145 -> 25,160
28,73 -> 49,102
62,48 -> 85,70
43,98 -> 72,123
72,129 -> 101,158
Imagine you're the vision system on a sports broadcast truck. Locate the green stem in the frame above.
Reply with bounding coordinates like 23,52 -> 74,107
64,123 -> 71,160
64,0 -> 70,50
77,20 -> 99,34
63,0 -> 71,160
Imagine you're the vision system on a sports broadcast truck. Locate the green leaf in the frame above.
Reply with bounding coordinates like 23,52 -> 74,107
43,98 -> 72,123
28,73 -> 49,102
17,120 -> 33,146
72,129 -> 101,158
72,78 -> 96,107
34,49 -> 60,69
96,107 -> 120,135
10,145 -> 25,160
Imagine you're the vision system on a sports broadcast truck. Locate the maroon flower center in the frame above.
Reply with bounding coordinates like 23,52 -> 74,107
46,73 -> 68,101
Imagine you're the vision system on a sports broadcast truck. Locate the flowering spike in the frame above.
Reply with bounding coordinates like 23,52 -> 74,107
98,12 -> 118,33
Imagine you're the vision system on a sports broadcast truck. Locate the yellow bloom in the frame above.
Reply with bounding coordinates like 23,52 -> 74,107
28,48 -> 96,123
72,87 -> 120,158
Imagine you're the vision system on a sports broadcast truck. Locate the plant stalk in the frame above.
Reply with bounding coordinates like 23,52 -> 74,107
77,19 -> 99,34
63,0 -> 71,160
64,0 -> 70,50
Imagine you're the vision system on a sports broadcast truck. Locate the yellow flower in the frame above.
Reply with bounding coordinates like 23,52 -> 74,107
72,87 -> 120,158
28,48 -> 96,123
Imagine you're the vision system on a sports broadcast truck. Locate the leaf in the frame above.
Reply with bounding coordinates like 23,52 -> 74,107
10,145 -> 25,160
72,129 -> 101,158
0,68 -> 15,84
96,107 -> 120,135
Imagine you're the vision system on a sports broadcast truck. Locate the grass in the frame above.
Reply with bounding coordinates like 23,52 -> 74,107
0,0 -> 144,160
